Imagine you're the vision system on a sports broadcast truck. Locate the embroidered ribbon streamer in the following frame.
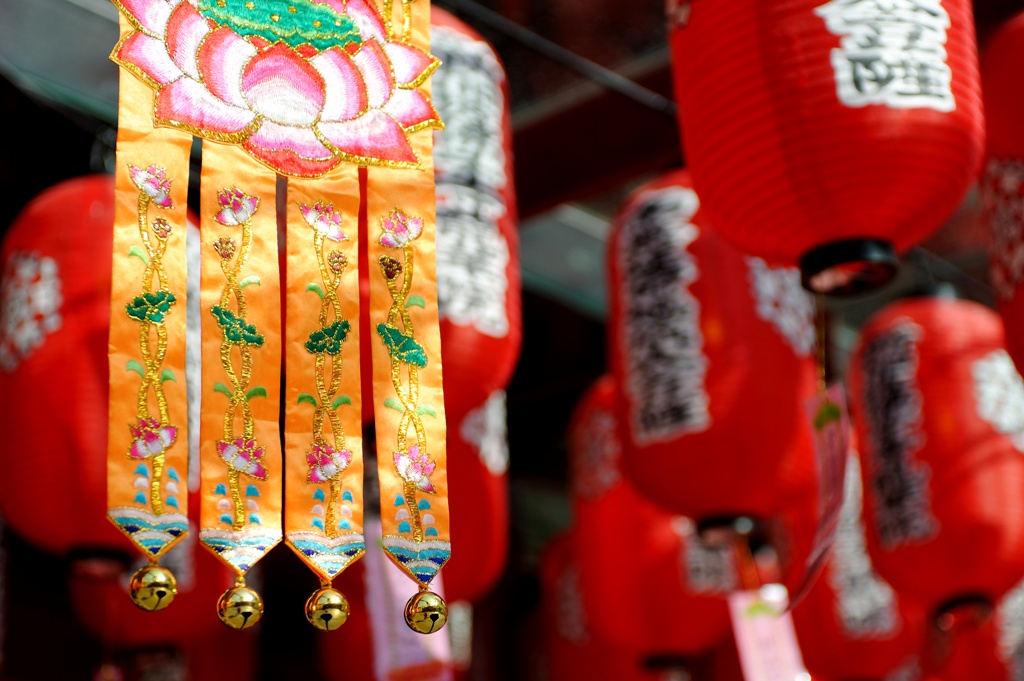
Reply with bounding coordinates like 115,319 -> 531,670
107,13 -> 193,573
283,169 -> 367,588
368,0 -> 452,601
197,143 -> 283,585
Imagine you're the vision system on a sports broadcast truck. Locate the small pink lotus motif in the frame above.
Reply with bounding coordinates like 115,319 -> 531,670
215,188 -> 259,226
300,202 -> 346,242
306,442 -> 352,483
112,0 -> 442,177
218,437 -> 267,479
379,209 -> 423,248
128,165 -> 173,208
394,445 -> 436,493
128,418 -> 177,459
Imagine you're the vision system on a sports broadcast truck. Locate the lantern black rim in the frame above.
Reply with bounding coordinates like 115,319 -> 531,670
799,238 -> 900,296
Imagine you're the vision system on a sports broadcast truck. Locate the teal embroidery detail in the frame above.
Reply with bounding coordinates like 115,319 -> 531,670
313,488 -> 327,502
246,485 -> 261,497
304,319 -> 350,356
417,499 -> 431,511
376,323 -> 428,368
210,305 -> 265,346
126,291 -> 176,324
134,492 -> 148,505
339,519 -> 351,530
220,513 -> 233,525
215,484 -> 228,496
312,518 -> 326,531
249,514 -> 261,524
398,521 -> 412,534
134,463 -> 150,477
196,0 -> 362,52
342,490 -> 354,502
425,527 -> 439,537
166,496 -> 179,509
395,495 -> 405,507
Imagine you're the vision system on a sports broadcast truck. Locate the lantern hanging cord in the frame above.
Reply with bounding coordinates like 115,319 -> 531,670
906,247 -> 995,306
435,0 -> 678,118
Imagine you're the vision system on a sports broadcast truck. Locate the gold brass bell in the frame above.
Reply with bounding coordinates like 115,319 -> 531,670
404,590 -> 447,634
217,583 -> 264,630
305,587 -> 350,631
128,564 -> 177,612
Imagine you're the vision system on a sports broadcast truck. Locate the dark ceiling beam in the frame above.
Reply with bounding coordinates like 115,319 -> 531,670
511,53 -> 681,220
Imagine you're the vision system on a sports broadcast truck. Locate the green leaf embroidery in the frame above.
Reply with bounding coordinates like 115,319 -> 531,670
126,360 -> 146,377
214,382 -> 233,398
405,295 -> 426,309
305,319 -> 350,355
211,305 -> 265,346
298,393 -> 319,407
416,404 -> 437,417
126,291 -> 176,324
814,401 -> 843,431
306,283 -> 325,300
239,275 -> 262,289
384,397 -> 405,413
376,323 -> 428,368
128,245 -> 150,266
331,395 -> 352,410
160,369 -> 177,383
246,386 -> 267,401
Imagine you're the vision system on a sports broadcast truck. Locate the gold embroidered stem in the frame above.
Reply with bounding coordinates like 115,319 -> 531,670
227,468 -> 245,530
132,188 -> 174,513
401,0 -> 413,42
150,453 -> 165,515
326,477 -> 342,539
382,242 -> 428,538
403,480 -> 424,542
383,0 -> 395,37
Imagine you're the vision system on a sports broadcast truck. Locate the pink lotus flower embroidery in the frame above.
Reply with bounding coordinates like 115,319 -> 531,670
128,417 -> 177,459
112,0 -> 442,177
218,437 -> 267,479
215,188 -> 259,226
379,209 -> 423,248
300,202 -> 346,242
306,443 -> 352,483
394,445 -> 436,493
128,165 -> 174,208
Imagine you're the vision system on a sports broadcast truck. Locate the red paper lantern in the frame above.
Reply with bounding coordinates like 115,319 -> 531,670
568,375 -> 732,659
607,169 -> 819,523
791,450 -> 927,680
848,297 -> 1024,612
671,0 -> 984,292
538,534 -> 685,681
0,176 -> 130,555
981,12 -> 1024,373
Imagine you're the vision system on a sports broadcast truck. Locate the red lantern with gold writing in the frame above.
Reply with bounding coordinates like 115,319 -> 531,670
538,533 -> 685,681
981,12 -> 1024,373
791,448 -> 927,680
568,375 -> 732,660
671,0 -> 984,293
848,297 -> 1024,614
0,176 -> 130,556
607,170 -> 818,524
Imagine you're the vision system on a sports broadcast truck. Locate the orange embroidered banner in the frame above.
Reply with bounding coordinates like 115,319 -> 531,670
197,144 -> 283,604
107,13 -> 193,598
367,0 -> 451,614
283,169 -> 367,603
